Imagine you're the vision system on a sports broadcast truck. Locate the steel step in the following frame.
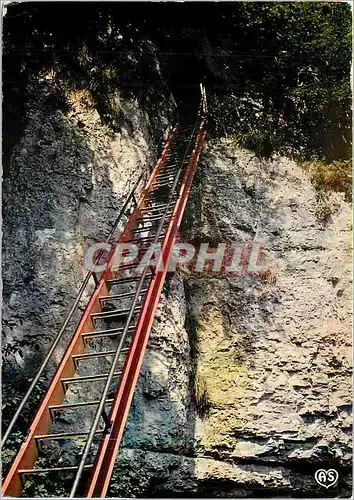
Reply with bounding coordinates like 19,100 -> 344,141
91,306 -> 142,322
154,177 -> 175,185
131,228 -> 154,236
146,197 -> 177,207
161,165 -> 179,171
147,194 -> 175,202
49,399 -> 114,419
157,170 -> 176,177
34,430 -> 104,450
82,325 -> 136,343
159,168 -> 179,175
140,209 -> 172,218
141,202 -> 170,211
131,227 -> 155,235
136,242 -> 165,253
61,372 -> 121,390
159,164 -> 179,170
161,159 -> 178,164
151,180 -> 174,188
136,214 -> 172,224
128,234 -> 164,244
132,222 -> 169,234
106,274 -> 152,286
115,262 -> 141,271
159,165 -> 179,173
147,190 -> 178,198
99,288 -> 148,304
72,349 -> 120,367
18,465 -> 93,483
149,182 -> 178,191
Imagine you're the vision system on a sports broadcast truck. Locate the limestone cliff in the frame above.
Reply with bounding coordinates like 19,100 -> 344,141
2,72 -> 174,428
108,141 -> 352,497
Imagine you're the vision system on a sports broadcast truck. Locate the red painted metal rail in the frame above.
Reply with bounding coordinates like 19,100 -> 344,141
87,121 -> 206,497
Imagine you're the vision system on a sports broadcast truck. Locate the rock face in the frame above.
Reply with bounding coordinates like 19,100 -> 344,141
3,90 -> 352,497
2,76 -> 173,418
110,140 -> 352,497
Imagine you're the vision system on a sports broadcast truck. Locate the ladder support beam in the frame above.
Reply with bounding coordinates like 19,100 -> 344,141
2,120 -> 206,498
86,121 -> 206,498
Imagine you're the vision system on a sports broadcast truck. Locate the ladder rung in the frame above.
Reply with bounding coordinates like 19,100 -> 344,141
131,226 -> 154,234
146,199 -> 171,206
137,245 -> 164,254
91,310 -> 140,322
136,213 -> 172,223
157,171 -> 175,177
162,159 -> 179,164
149,185 -> 176,193
128,235 -> 164,244
155,180 -> 174,186
146,195 -> 175,202
151,180 -> 173,188
146,196 -> 177,205
114,261 -> 153,272
72,350 -> 120,367
18,465 -> 93,477
142,200 -> 169,207
82,325 -> 135,343
159,168 -> 179,175
61,372 -> 121,390
132,224 -> 168,233
153,179 -> 174,186
157,168 -> 177,175
34,430 -> 103,444
49,399 -> 114,418
140,204 -> 169,212
116,262 -> 140,271
160,162 -> 177,168
139,210 -> 172,219
135,221 -> 163,229
106,273 -> 152,285
106,274 -> 152,286
99,289 -> 148,303
91,306 -> 141,322
156,167 -> 178,174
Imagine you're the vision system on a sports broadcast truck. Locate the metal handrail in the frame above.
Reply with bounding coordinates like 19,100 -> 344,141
1,166 -> 150,448
69,117 -> 201,497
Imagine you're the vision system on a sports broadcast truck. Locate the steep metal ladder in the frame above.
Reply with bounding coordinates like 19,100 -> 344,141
2,100 -> 206,497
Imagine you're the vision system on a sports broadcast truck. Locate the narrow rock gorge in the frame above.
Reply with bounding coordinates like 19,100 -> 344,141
2,2 -> 352,498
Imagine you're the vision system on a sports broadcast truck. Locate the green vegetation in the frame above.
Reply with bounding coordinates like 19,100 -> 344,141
207,2 -> 352,163
303,158 -> 352,222
21,467 -> 68,498
307,159 -> 352,201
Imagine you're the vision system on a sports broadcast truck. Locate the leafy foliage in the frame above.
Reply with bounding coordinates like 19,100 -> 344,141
204,2 -> 352,162
21,456 -> 70,498
3,2 -> 351,165
307,159 -> 352,201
